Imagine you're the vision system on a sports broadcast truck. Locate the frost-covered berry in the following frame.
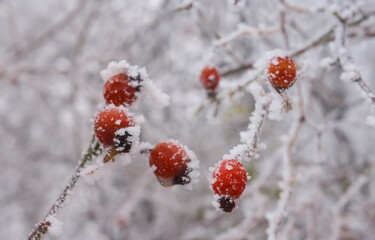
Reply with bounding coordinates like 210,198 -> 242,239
103,73 -> 140,107
94,106 -> 135,148
267,56 -> 296,93
210,159 -> 247,212
200,66 -> 220,91
149,140 -> 192,187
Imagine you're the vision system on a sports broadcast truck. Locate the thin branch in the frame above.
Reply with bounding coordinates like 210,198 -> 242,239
280,10 -> 290,50
224,93 -> 272,162
336,18 -> 375,122
27,135 -> 101,240
73,2 -> 100,57
266,80 -> 306,240
219,11 -> 375,76
266,113 -> 304,240
329,175 -> 368,240
291,26 -> 335,58
220,62 -> 254,77
13,0 -> 85,60
173,1 -> 193,12
213,24 -> 280,49
279,0 -> 310,13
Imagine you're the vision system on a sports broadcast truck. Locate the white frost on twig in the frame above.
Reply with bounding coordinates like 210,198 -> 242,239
142,79 -> 170,108
45,215 -> 63,236
336,22 -> 375,125
329,175 -> 368,240
213,23 -> 279,48
81,163 -> 107,184
266,115 -> 302,240
224,92 -> 272,162
267,92 -> 285,121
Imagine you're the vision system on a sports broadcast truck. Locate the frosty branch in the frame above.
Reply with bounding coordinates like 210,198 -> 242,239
224,93 -> 272,162
220,10 -> 375,77
329,175 -> 368,240
27,60 -> 200,239
335,17 -> 375,124
266,113 -> 304,240
27,135 -> 100,240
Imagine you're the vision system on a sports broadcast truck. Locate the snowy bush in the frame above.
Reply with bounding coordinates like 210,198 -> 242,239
1,0 -> 375,239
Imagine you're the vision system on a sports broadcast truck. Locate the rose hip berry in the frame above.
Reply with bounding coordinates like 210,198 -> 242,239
94,107 -> 134,147
149,141 -> 192,187
267,56 -> 297,93
211,159 -> 247,212
200,66 -> 220,91
103,73 -> 139,107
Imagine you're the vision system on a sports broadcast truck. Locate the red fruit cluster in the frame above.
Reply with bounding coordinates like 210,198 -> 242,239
103,73 -> 140,107
211,159 -> 247,212
149,141 -> 192,187
200,66 -> 220,91
93,63 -> 199,190
94,107 -> 134,148
267,56 -> 296,93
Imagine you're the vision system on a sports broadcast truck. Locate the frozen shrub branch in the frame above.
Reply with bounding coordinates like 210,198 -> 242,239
335,19 -> 375,124
224,90 -> 272,162
173,0 -> 193,12
329,175 -> 368,240
28,136 -> 155,239
219,10 -> 375,77
279,0 -> 309,13
213,24 -> 280,48
13,0 -> 85,60
266,111 -> 305,240
28,135 -> 101,240
3,1 -> 375,239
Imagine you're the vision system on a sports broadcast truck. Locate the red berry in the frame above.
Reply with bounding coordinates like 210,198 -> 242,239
149,141 -> 191,187
94,107 -> 134,147
200,66 -> 220,90
211,159 -> 247,212
267,56 -> 296,93
103,73 -> 138,107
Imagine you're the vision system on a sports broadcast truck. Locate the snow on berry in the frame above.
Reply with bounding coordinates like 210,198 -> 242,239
103,73 -> 138,107
209,159 -> 248,212
267,56 -> 297,93
200,66 -> 220,91
93,105 -> 136,148
100,60 -> 130,81
101,60 -> 169,108
149,139 -> 199,187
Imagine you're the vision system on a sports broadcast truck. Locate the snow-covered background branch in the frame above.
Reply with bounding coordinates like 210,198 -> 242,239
1,0 -> 375,239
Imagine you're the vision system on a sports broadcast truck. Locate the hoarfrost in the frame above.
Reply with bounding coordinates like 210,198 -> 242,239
45,215 -> 63,236
142,80 -> 170,108
100,60 -> 130,82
